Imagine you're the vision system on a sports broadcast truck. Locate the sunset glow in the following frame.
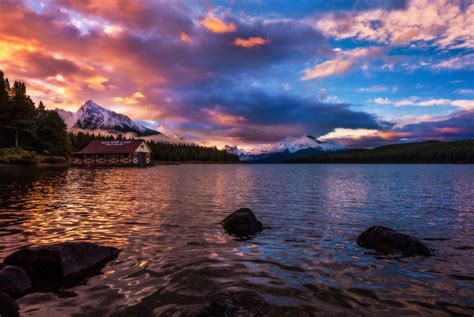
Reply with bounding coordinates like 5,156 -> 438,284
0,0 -> 472,148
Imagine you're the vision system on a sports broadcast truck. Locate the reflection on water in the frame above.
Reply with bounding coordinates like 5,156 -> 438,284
0,164 -> 473,316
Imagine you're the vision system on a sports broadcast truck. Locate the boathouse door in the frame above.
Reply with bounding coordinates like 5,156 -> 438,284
138,152 -> 146,166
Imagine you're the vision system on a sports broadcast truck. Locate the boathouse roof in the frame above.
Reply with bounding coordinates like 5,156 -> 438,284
77,139 -> 147,154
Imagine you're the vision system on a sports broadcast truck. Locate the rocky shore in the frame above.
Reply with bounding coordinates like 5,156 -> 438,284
0,242 -> 119,317
0,208 -> 435,316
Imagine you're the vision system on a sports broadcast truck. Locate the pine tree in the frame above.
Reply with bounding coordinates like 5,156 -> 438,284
9,81 -> 36,148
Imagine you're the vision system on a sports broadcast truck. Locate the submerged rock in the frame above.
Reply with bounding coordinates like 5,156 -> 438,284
222,208 -> 263,236
0,266 -> 32,296
0,292 -> 19,317
3,242 -> 120,281
357,226 -> 433,256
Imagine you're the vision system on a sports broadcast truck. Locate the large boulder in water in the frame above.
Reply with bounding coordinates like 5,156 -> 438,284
0,266 -> 32,296
223,208 -> 263,236
3,242 -> 119,281
0,292 -> 19,317
357,226 -> 432,256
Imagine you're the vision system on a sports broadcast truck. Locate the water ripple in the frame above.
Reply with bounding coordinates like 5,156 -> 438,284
0,164 -> 472,316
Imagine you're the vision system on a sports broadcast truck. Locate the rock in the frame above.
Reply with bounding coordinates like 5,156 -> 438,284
3,242 -> 120,281
357,226 -> 433,256
0,266 -> 32,296
222,208 -> 263,236
0,292 -> 19,317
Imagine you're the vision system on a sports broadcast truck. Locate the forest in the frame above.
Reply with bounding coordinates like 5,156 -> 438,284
148,141 -> 239,163
0,70 -> 239,164
0,70 -> 70,158
285,140 -> 474,164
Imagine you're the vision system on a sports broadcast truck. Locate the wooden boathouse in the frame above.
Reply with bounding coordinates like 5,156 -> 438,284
72,139 -> 152,166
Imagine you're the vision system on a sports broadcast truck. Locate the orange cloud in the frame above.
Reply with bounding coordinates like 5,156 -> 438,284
302,47 -> 384,80
233,37 -> 271,48
85,75 -> 109,91
201,13 -> 237,33
204,109 -> 245,126
113,91 -> 145,105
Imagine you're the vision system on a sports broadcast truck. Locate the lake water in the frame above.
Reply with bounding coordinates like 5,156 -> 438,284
0,164 -> 473,316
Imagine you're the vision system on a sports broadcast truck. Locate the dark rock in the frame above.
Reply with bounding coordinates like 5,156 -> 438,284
0,292 -> 19,317
0,266 -> 32,296
357,226 -> 433,256
222,208 -> 263,236
3,242 -> 120,281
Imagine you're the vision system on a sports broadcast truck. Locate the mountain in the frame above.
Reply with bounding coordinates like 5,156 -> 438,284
223,145 -> 247,160
56,100 -> 180,142
224,135 -> 346,162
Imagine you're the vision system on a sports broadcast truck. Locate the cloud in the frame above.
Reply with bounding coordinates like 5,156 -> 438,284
398,111 -> 474,139
322,111 -> 474,147
234,37 -> 271,48
113,91 -> 145,105
302,47 -> 384,79
455,88 -> 474,95
373,97 -> 392,104
176,88 -> 394,143
431,53 -> 474,70
356,85 -> 398,93
201,12 -> 237,33
314,0 -> 474,49
373,97 -> 474,110
179,32 -> 192,43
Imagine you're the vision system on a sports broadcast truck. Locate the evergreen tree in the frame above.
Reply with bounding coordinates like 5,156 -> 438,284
9,81 -> 36,148
0,71 -> 11,146
35,110 -> 70,155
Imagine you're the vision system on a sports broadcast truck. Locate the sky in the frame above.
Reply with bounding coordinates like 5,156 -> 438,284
0,0 -> 473,149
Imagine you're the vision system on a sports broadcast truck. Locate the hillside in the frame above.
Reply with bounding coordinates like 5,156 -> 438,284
285,140 -> 474,164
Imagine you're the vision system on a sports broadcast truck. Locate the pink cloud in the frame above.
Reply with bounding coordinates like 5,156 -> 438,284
314,0 -> 474,49
302,47 -> 384,80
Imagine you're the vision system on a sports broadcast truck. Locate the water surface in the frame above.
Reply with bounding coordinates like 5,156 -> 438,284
0,164 -> 473,316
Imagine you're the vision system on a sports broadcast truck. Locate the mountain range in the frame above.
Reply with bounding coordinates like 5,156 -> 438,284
224,135 -> 346,162
55,100 -> 347,161
55,100 -> 180,142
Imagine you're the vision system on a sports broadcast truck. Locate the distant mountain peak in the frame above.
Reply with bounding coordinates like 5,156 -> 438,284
224,135 -> 346,162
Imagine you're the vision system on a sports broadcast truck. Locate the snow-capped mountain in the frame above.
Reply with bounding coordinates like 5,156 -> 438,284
56,100 -> 159,136
223,145 -> 247,159
55,100 -> 182,142
267,135 -> 345,154
224,135 -> 346,162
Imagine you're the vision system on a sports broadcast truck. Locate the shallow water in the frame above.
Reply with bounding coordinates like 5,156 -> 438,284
0,164 -> 473,316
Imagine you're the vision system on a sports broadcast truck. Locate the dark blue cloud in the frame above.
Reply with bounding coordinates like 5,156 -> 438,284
398,111 -> 474,140
172,88 -> 394,142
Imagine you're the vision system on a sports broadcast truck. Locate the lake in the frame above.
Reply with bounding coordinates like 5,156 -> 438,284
0,164 -> 473,316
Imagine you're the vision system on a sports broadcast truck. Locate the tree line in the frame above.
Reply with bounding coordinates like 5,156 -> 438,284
285,140 -> 474,164
148,141 -> 239,162
0,70 -> 70,156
